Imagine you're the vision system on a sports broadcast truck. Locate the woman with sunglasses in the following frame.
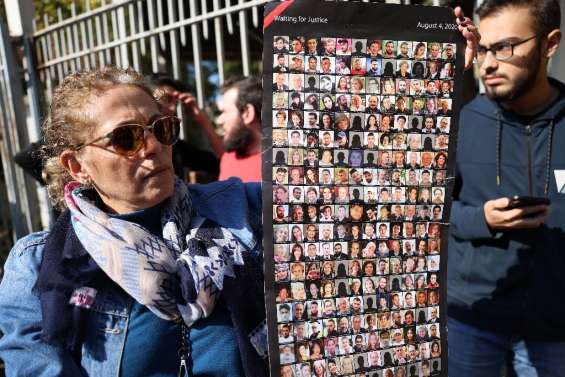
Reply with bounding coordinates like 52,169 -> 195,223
0,67 -> 266,377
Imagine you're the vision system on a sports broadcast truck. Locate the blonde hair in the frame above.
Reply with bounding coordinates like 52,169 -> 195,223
42,66 -> 154,210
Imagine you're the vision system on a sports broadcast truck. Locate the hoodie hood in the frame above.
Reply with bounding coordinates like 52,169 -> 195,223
464,77 -> 565,127
463,77 -> 565,194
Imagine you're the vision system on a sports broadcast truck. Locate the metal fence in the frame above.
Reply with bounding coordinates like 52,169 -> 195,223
32,0 -> 270,111
0,0 -> 271,244
0,0 -> 416,244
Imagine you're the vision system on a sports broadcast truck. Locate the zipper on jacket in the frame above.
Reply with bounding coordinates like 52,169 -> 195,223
526,124 -> 533,195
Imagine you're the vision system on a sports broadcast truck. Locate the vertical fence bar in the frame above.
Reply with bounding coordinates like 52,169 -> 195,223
200,0 -> 209,39
189,0 -> 205,109
128,2 -> 140,71
85,0 -> 97,68
79,1 -> 91,69
57,8 -> 71,74
178,0 -> 187,47
101,0 -> 112,64
111,6 -> 122,66
147,0 -> 160,72
225,0 -> 235,34
116,1 -> 130,68
156,0 -> 167,51
70,3 -> 81,70
252,4 -> 259,28
94,9 -> 106,66
167,0 -> 181,78
238,0 -> 251,76
137,0 -> 147,55
50,16 -> 64,81
213,0 -> 226,85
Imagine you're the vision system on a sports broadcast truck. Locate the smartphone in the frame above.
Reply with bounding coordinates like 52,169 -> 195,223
507,195 -> 551,209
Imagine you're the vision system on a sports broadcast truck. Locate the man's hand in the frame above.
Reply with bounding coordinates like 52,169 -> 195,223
173,91 -> 208,124
454,6 -> 480,70
484,197 -> 549,230
171,90 -> 225,157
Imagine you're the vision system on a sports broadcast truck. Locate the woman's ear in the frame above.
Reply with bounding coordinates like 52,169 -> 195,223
59,150 -> 91,184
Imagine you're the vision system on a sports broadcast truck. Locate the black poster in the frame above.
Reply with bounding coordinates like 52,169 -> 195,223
262,2 -> 464,376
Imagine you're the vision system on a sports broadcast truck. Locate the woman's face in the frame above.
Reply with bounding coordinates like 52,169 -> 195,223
418,240 -> 427,252
322,114 -> 331,127
70,86 -> 174,213
292,226 -> 302,240
352,79 -> 361,91
338,77 -> 348,89
351,261 -> 360,273
291,114 -> 300,125
323,96 -> 333,109
309,283 -> 319,296
416,44 -> 425,56
293,246 -> 302,258
416,275 -> 425,287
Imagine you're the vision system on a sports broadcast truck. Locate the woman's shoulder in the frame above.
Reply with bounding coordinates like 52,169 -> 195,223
6,231 -> 49,268
1,231 -> 48,298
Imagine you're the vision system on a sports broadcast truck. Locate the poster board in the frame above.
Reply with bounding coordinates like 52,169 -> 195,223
262,2 -> 464,376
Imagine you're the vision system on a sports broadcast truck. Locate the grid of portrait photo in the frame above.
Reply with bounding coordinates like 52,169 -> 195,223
271,35 -> 452,377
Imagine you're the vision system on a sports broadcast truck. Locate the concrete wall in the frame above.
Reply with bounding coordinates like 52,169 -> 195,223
549,0 -> 565,81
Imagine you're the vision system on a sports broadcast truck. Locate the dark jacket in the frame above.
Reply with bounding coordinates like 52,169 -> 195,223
448,78 -> 565,339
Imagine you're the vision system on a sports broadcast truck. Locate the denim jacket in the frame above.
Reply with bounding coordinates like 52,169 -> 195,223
0,178 -> 267,377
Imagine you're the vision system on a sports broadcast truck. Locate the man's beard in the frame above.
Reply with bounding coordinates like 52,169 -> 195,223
224,125 -> 253,155
483,45 -> 541,102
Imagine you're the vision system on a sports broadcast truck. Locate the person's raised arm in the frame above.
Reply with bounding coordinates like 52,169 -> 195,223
175,91 -> 225,157
454,6 -> 480,71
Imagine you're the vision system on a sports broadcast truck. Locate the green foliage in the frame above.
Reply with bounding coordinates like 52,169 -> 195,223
33,0 -> 103,28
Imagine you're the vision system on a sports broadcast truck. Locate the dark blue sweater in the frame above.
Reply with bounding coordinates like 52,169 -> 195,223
448,78 -> 565,339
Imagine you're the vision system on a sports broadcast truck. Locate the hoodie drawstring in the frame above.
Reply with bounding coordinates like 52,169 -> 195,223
496,112 -> 555,195
496,112 -> 502,187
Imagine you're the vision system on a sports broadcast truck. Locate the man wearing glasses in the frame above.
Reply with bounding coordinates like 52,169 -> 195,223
448,1 -> 565,376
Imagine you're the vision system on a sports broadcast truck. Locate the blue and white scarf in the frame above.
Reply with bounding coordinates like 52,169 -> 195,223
64,179 -> 245,326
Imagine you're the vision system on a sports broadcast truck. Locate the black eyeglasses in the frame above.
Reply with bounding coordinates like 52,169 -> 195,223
74,116 -> 180,156
477,35 -> 537,61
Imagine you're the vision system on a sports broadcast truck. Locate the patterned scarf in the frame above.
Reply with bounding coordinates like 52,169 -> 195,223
64,179 -> 245,326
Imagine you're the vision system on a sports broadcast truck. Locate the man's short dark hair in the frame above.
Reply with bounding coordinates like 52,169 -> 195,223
146,72 -> 190,92
476,0 -> 560,36
221,76 -> 262,115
